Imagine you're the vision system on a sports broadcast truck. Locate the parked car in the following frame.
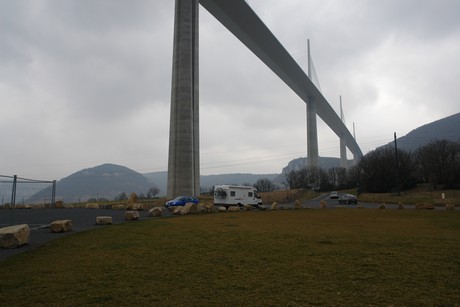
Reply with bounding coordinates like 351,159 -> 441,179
338,194 -> 358,205
165,196 -> 199,208
329,191 -> 339,199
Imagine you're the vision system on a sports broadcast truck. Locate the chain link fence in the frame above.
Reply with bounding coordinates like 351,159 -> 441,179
0,175 -> 56,225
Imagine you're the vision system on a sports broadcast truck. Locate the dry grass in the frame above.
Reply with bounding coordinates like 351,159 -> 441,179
1,209 -> 459,306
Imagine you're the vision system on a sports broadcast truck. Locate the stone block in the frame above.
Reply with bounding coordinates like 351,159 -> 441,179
0,224 -> 30,248
50,220 -> 73,233
96,216 -> 112,225
217,206 -> 227,212
148,207 -> 164,217
319,200 -> 327,209
228,206 -> 240,212
294,199 -> 301,209
125,211 -> 140,221
205,203 -> 215,213
415,203 -> 435,210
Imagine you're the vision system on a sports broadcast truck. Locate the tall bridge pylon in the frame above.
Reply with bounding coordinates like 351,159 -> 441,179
167,0 -> 363,198
167,0 -> 200,198
306,39 -> 319,168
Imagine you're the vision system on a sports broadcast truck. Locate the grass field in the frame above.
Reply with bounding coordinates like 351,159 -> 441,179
1,209 -> 459,306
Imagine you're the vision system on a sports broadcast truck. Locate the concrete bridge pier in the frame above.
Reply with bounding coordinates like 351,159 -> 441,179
167,0 -> 200,198
340,136 -> 348,169
306,96 -> 319,168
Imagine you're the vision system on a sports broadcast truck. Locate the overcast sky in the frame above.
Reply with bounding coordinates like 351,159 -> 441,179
1,0 -> 459,180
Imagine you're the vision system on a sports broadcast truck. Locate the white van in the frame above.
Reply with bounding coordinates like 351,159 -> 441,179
214,185 -> 262,208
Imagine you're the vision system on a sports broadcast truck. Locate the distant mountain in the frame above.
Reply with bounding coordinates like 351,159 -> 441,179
381,112 -> 460,152
56,163 -> 152,202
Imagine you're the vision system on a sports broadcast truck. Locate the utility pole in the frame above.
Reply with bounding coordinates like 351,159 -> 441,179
394,132 -> 400,195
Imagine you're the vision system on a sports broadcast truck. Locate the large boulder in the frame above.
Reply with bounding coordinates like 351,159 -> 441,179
445,204 -> 456,210
379,203 -> 386,209
125,211 -> 140,221
271,202 -> 279,210
0,224 -> 30,248
294,200 -> 301,209
205,203 -> 215,213
415,203 -> 435,210
96,216 -> 112,225
243,204 -> 252,211
128,192 -> 138,204
196,203 -> 206,213
50,220 -> 73,233
86,203 -> 99,209
55,200 -> 64,208
397,203 -> 404,209
228,206 -> 240,212
131,203 -> 149,211
179,203 -> 198,215
319,200 -> 327,209
217,206 -> 227,212
148,207 -> 164,217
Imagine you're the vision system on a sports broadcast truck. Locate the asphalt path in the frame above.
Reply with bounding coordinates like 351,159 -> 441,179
0,208 -> 155,261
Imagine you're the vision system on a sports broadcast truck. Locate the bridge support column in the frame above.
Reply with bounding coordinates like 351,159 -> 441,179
340,136 -> 348,169
167,0 -> 200,198
306,97 -> 319,168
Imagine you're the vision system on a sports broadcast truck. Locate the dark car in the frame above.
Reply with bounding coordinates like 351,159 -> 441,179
165,196 -> 199,208
338,194 -> 358,205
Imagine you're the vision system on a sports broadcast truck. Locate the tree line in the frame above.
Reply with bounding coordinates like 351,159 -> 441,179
256,139 -> 460,193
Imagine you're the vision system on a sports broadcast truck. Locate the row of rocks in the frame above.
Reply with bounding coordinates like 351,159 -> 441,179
376,202 -> 456,210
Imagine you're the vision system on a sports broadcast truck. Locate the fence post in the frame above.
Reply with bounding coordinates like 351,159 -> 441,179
10,175 -> 17,225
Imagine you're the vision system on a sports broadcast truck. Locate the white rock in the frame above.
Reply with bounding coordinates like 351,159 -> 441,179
0,224 -> 30,248
217,206 -> 227,212
96,216 -> 112,225
50,220 -> 73,233
125,211 -> 140,221
148,207 -> 164,217
228,206 -> 240,212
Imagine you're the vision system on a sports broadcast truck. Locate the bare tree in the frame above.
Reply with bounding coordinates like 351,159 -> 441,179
416,140 -> 460,187
253,178 -> 276,192
147,185 -> 160,199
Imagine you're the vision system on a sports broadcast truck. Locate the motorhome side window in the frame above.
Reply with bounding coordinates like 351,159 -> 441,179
230,191 -> 235,197
248,192 -> 253,197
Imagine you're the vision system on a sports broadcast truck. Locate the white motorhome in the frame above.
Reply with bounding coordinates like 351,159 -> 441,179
213,185 -> 262,208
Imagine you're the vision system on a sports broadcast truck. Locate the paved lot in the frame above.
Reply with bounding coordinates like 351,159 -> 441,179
0,208 -> 154,261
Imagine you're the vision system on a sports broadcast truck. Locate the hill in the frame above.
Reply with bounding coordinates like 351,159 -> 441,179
55,163 -> 152,203
382,112 -> 460,152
